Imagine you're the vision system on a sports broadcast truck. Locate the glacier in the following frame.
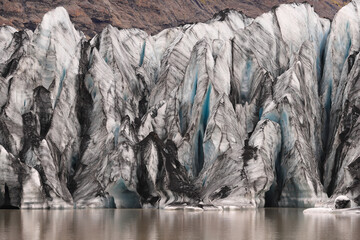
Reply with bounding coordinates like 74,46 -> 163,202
0,1 -> 360,209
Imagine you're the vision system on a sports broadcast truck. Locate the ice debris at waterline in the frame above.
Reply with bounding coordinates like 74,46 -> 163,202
303,195 -> 360,214
0,1 -> 360,209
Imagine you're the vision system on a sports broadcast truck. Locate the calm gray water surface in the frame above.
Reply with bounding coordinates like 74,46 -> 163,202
0,208 -> 359,240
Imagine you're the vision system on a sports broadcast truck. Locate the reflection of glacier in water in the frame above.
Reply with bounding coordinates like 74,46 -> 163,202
0,209 -> 359,240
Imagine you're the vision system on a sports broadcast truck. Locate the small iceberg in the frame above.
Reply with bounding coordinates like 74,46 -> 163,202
304,196 -> 360,214
163,201 -> 225,211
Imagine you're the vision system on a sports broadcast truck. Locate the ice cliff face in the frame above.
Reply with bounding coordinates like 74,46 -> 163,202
0,2 -> 359,209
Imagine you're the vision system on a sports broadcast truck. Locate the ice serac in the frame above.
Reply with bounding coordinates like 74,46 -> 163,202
322,0 -> 360,206
0,26 -> 32,78
0,6 -> 82,208
97,26 -> 149,121
147,10 -> 253,107
267,41 -> 327,207
1,2 -> 360,209
0,145 -> 25,208
199,99 -> 281,207
136,132 -> 198,207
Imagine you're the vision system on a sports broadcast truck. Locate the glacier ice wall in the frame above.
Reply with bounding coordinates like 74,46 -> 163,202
0,2 -> 360,209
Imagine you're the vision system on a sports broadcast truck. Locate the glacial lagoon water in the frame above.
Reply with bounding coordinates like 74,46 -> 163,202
0,208 -> 359,240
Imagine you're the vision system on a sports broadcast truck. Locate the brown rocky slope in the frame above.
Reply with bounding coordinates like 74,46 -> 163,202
0,0 -> 351,37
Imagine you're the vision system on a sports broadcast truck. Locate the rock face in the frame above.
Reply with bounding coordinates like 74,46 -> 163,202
0,0 -> 350,37
0,2 -> 360,209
